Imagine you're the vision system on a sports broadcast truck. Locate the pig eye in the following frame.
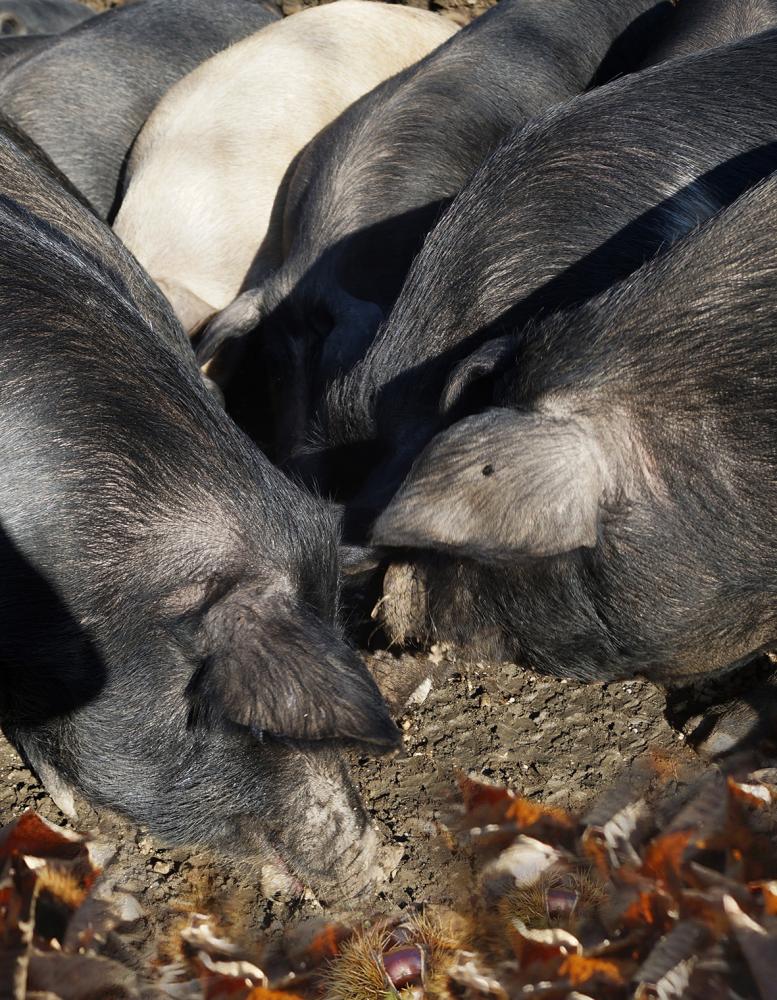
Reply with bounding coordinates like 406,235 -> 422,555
482,464 -> 495,477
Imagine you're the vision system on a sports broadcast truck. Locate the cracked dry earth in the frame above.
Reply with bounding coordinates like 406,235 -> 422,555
0,650 -> 708,976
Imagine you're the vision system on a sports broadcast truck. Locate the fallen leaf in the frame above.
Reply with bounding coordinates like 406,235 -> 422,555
557,954 -> 623,987
507,918 -> 581,967
639,829 -> 695,890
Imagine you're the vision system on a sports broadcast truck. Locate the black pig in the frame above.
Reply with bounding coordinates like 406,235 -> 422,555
314,28 -> 777,523
197,0 -> 675,456
0,0 -> 279,218
640,0 -> 777,67
0,0 -> 91,36
372,170 -> 777,704
0,124 -> 399,900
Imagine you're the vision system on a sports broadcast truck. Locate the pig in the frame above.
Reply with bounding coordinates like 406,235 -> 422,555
640,0 -> 777,67
307,27 -> 777,527
0,121 -> 400,900
0,0 -> 92,36
0,111 -> 95,209
369,169 -> 777,753
196,0 -> 677,457
0,34 -> 52,75
0,0 -> 280,219
113,1 -> 459,334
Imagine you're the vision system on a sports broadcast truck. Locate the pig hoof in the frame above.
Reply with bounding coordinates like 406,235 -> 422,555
31,759 -> 79,820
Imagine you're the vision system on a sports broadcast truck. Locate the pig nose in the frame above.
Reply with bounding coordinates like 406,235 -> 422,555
316,826 -> 403,906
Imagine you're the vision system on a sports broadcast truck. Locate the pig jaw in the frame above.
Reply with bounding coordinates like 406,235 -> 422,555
375,552 -> 620,677
378,556 -> 513,662
30,714 -> 390,902
137,729 -> 393,901
380,560 -> 431,648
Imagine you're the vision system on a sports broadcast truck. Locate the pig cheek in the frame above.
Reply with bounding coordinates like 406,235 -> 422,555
377,561 -> 429,645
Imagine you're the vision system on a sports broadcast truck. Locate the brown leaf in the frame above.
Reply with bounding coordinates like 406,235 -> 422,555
750,880 -> 777,916
581,799 -> 653,876
458,773 -> 515,814
633,920 -> 709,999
445,954 -> 510,999
639,829 -> 695,891
727,777 -> 772,809
507,918 -> 581,968
619,886 -> 674,932
246,991 -> 306,1000
504,797 -> 575,837
458,773 -> 575,843
0,812 -> 86,863
0,857 -> 40,1000
557,953 -> 624,988
305,923 -> 349,964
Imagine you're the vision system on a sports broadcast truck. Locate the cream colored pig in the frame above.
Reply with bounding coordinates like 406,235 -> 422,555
113,0 -> 458,332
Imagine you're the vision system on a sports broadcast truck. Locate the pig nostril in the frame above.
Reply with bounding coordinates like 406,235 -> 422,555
482,464 -> 494,477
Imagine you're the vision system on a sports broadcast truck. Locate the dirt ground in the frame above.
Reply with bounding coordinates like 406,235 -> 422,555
0,648 -> 711,981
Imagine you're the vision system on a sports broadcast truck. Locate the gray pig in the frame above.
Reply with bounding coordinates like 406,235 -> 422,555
313,28 -> 777,532
371,170 -> 777,755
0,0 -> 92,36
0,120 -> 399,901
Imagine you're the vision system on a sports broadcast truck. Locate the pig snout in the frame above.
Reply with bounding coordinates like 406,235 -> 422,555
377,561 -> 430,648
254,744 -> 398,903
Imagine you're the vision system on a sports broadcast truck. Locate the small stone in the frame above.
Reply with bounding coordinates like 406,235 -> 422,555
113,892 -> 144,925
87,841 -> 117,869
135,832 -> 153,855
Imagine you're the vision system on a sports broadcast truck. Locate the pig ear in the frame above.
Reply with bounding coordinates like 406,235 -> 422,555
189,588 -> 401,749
440,335 -> 517,418
371,407 -> 617,562
194,288 -> 265,365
